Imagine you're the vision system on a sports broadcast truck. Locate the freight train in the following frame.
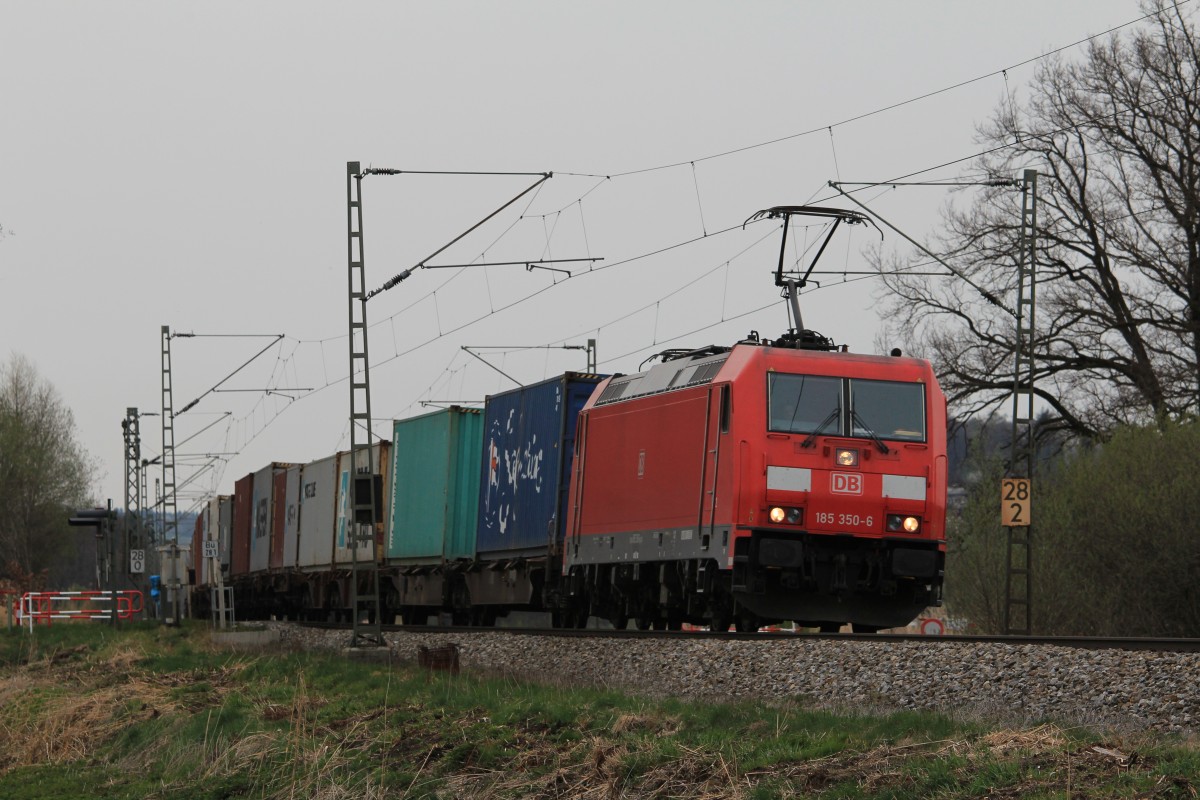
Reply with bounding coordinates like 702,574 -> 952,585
191,329 -> 947,632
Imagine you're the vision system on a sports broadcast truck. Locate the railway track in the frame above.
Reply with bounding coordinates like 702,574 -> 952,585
293,620 -> 1200,653
269,620 -> 1200,733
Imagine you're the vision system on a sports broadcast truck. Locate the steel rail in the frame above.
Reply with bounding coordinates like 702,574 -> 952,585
293,622 -> 1200,653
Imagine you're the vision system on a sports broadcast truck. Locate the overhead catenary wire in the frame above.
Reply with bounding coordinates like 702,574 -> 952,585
297,3 -> 1176,357
174,334 -> 284,417
188,5 -> 1183,486
690,162 -> 707,237
554,2 -> 1182,181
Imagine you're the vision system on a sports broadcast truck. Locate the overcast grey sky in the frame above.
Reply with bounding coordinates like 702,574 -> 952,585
0,1 -> 1154,509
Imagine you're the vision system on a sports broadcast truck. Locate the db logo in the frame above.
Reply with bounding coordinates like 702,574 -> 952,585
830,472 -> 863,495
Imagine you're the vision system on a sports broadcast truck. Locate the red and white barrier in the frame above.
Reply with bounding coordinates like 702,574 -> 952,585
19,590 -> 144,631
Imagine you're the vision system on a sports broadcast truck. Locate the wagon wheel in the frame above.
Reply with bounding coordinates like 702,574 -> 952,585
470,607 -> 497,627
734,612 -> 760,633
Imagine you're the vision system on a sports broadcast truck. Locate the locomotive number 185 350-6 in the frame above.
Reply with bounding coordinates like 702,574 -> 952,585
812,511 -> 875,530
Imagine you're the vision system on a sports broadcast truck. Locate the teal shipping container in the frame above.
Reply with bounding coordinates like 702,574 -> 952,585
387,406 -> 483,562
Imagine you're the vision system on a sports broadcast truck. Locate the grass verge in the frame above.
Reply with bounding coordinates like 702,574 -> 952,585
0,622 -> 1196,798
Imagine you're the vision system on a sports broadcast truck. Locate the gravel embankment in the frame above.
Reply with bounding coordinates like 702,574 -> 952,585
264,622 -> 1200,735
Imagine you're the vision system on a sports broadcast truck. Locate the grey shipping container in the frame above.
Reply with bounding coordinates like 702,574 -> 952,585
281,465 -> 301,569
297,454 -> 337,569
197,496 -> 232,587
475,373 -> 603,557
249,463 -> 291,573
387,407 -> 483,563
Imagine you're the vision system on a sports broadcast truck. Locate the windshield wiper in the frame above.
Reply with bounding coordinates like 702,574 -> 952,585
800,407 -> 841,448
851,409 -> 891,454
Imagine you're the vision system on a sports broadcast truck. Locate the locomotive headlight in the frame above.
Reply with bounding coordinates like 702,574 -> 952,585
769,506 -> 803,525
835,448 -> 859,467
887,514 -> 922,533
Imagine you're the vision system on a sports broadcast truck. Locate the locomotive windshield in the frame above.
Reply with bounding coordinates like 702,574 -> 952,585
849,379 -> 926,442
768,374 -> 926,442
768,374 -> 841,434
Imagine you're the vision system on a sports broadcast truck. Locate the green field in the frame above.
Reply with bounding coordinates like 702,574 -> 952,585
0,622 -> 1196,799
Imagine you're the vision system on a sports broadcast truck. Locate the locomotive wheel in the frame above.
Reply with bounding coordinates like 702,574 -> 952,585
818,622 -> 842,633
609,613 -> 629,631
851,623 -> 882,633
634,615 -> 652,631
735,613 -> 760,633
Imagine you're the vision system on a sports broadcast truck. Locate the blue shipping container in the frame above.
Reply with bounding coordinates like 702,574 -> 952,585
475,373 -> 603,557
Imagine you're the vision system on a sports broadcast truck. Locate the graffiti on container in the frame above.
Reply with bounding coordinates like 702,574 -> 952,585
252,496 -> 268,557
484,423 -> 547,535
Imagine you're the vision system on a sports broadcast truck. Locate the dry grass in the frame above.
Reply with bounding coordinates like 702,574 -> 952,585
3,627 -> 1198,799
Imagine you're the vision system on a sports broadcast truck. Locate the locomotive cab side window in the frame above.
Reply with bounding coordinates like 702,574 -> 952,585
768,373 -> 926,443
849,379 -> 926,443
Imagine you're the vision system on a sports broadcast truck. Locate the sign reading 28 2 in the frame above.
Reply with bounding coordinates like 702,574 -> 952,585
1001,478 -> 1032,527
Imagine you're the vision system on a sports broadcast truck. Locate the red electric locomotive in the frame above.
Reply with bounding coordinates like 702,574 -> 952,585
561,206 -> 947,632
562,334 -> 947,631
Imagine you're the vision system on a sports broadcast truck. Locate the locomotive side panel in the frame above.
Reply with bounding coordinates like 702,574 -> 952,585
568,387 -> 714,566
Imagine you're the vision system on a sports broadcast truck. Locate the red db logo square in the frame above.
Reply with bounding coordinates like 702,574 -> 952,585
831,472 -> 863,495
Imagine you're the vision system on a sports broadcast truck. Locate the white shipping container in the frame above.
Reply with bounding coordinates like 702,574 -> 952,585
297,455 -> 337,569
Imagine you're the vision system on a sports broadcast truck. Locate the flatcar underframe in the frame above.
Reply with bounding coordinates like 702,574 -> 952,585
199,526 -> 943,632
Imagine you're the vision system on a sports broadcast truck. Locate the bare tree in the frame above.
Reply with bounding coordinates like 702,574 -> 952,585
0,354 -> 97,577
876,1 -> 1200,439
